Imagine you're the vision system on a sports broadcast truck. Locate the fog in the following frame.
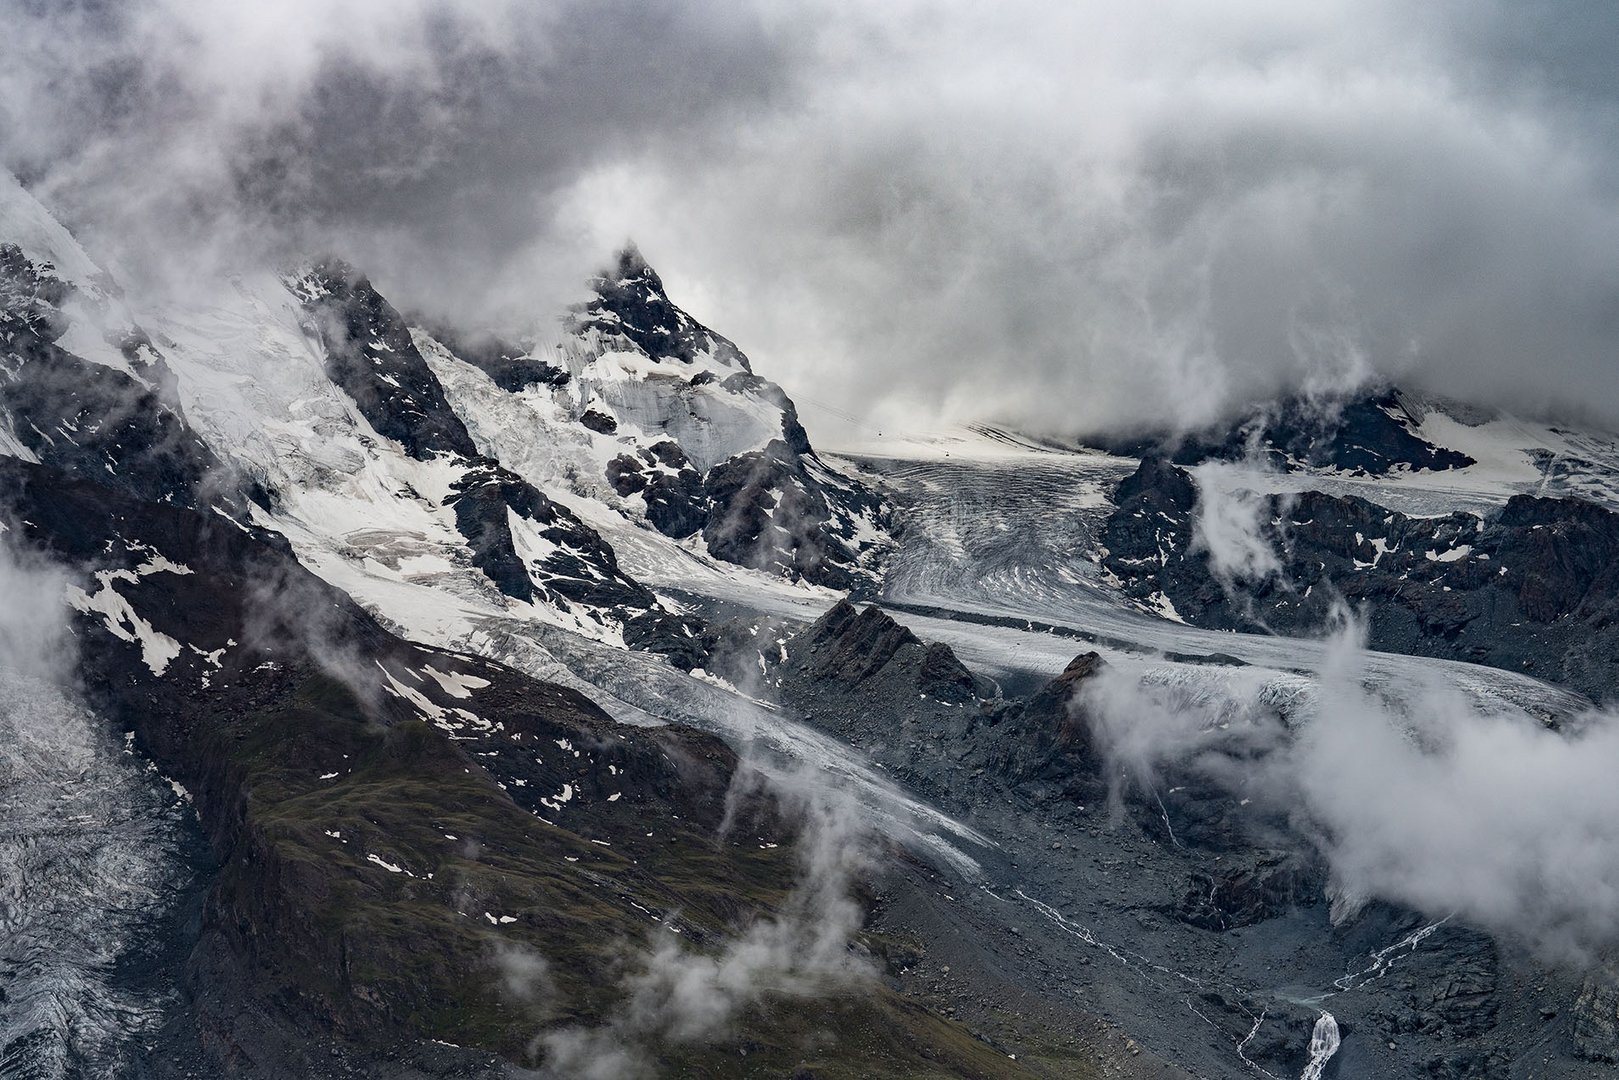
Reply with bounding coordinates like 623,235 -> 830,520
541,757 -> 872,1078
4,1 -> 1618,437
1083,612 -> 1619,963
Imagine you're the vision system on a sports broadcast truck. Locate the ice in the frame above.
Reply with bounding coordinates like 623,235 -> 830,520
0,172 -> 108,289
0,671 -> 194,1075
54,317 -> 146,382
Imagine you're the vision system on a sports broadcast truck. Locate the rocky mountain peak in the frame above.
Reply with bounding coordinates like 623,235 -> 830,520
797,600 -> 980,701
570,244 -> 752,371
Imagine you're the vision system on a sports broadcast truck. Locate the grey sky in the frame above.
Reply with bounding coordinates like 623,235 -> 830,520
3,0 -> 1616,439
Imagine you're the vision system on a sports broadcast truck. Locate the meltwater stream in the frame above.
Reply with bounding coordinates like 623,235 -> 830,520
0,673 -> 196,1078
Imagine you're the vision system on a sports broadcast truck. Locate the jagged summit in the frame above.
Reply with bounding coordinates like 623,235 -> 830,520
404,242 -> 893,588
568,244 -> 751,372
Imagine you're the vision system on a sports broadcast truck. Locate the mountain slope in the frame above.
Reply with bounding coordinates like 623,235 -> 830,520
8,166 -> 1619,1080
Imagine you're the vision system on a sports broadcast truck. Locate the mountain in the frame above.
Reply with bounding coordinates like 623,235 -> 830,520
1101,454 -> 1619,699
6,168 -> 1619,1080
1089,387 -> 1476,475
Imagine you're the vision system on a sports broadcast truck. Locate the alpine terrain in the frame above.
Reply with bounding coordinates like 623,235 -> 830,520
5,160 -> 1619,1080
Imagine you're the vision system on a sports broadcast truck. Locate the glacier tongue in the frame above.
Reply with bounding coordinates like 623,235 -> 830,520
0,673 -> 198,1078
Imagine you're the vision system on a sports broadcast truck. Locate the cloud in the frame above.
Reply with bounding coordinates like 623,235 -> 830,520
5,0 -> 1619,437
1081,610 -> 1619,964
1298,617 -> 1619,962
0,523 -> 74,683
1189,461 -> 1288,595
542,757 -> 872,1078
0,0 -> 802,313
493,941 -> 553,1006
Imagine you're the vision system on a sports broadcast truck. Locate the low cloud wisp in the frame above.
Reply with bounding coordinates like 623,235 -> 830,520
541,758 -> 872,1078
1082,611 -> 1619,964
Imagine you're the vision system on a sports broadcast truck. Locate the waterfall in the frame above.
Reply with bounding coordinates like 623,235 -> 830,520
1300,1011 -> 1341,1080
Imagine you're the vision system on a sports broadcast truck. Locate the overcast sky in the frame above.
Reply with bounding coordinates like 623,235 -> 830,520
3,0 -> 1617,439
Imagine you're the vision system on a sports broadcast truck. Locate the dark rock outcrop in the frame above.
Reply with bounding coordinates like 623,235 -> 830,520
703,439 -> 864,588
0,245 -> 259,519
1173,852 -> 1322,930
1096,389 -> 1473,475
287,260 -> 478,461
1574,963 -> 1619,1063
794,600 -> 983,705
0,242 -> 72,339
578,407 -> 618,434
447,457 -> 654,611
976,652 -> 1112,807
1353,918 -> 1500,1041
607,441 -> 709,539
568,245 -> 751,370
1102,456 -> 1619,700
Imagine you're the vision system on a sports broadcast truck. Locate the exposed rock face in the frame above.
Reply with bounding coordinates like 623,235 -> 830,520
1097,389 -> 1474,475
703,439 -> 872,588
569,245 -> 752,372
985,652 -> 1107,792
578,407 -> 618,433
447,457 -> 653,610
1173,852 -> 1322,931
1351,920 -> 1500,1044
0,242 -> 72,338
1575,963 -> 1619,1063
287,260 -> 479,462
0,245 -> 257,519
606,440 -> 708,539
795,599 -> 982,704
1103,456 -> 1619,700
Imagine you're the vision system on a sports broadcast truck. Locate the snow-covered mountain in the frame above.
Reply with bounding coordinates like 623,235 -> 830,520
8,167 -> 1619,1080
0,168 -> 888,661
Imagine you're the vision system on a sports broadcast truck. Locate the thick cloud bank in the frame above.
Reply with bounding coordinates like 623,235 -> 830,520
4,0 -> 1617,437
1085,614 -> 1619,964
